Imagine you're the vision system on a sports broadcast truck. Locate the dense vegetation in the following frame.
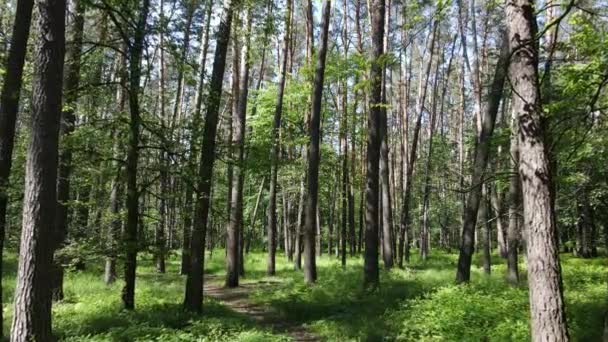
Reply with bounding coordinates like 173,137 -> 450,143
0,0 -> 607,340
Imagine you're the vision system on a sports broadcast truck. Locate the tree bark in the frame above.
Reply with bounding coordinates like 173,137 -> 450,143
455,34 -> 508,283
10,0 -> 65,339
122,0 -> 150,310
52,0 -> 85,301
184,0 -> 236,313
506,129 -> 521,284
0,0 -> 34,334
303,0 -> 331,284
268,0 -> 292,276
380,0 -> 393,269
505,1 -> 569,339
363,0 -> 384,288
399,21 -> 437,267
226,9 -> 252,287
181,0 -> 213,276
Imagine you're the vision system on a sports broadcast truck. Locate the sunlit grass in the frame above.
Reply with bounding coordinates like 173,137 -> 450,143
1,248 -> 606,341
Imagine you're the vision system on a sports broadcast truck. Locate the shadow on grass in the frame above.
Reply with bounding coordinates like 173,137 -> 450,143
57,295 -> 285,341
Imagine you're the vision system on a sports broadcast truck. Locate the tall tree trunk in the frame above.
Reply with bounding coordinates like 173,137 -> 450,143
419,38 -> 445,261
455,35 -> 508,283
226,9 -> 252,287
481,186 -> 491,275
399,21 -> 438,267
122,0 -> 150,310
183,0 -> 236,313
268,0 -> 292,276
505,1 -> 569,339
303,0 -> 331,284
363,0 -> 384,288
506,129 -> 521,284
52,0 -> 85,301
380,0 -> 393,269
10,0 -> 65,339
0,0 -> 34,334
181,0 -> 213,276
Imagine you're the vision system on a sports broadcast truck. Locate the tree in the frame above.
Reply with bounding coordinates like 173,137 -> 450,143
181,0 -> 214,276
10,0 -> 65,339
363,0 -> 384,288
0,0 -> 34,334
505,0 -> 569,339
303,0 -> 331,284
226,8 -> 252,288
122,0 -> 150,310
268,0 -> 292,276
184,0 -> 237,312
379,0 -> 393,269
455,33 -> 509,282
399,19 -> 437,267
53,0 -> 85,301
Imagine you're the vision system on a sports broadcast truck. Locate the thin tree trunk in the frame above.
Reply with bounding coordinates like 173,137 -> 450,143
10,0 -> 65,339
399,21 -> 438,266
455,35 -> 508,283
183,0 -> 235,313
506,130 -> 521,284
268,0 -> 292,276
226,9 -> 252,287
363,0 -> 384,288
52,0 -> 85,301
304,0 -> 331,284
121,0 -> 149,311
0,0 -> 34,333
380,0 -> 393,269
181,0 -> 213,276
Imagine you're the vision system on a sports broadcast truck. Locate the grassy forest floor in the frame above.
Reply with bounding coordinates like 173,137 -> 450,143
1,249 -> 606,341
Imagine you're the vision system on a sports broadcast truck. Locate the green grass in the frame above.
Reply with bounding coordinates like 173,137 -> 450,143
1,249 -> 606,341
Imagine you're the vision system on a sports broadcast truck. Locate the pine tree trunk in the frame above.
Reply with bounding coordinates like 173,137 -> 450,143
363,0 -> 384,288
399,21 -> 437,267
226,10 -> 252,287
506,130 -> 521,285
0,0 -> 34,334
53,0 -> 85,300
122,0 -> 149,310
505,1 -> 569,339
10,0 -> 65,339
181,0 -> 213,276
268,0 -> 292,276
455,35 -> 508,283
303,0 -> 331,284
184,0 -> 235,313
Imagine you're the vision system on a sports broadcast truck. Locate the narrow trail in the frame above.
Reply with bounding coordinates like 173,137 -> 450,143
204,275 -> 320,342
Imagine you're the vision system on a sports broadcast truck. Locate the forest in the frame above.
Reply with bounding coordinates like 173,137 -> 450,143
0,0 -> 607,340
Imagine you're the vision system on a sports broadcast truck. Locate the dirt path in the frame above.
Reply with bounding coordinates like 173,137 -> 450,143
204,276 -> 320,341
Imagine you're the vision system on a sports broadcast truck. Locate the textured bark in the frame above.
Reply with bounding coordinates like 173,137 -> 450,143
52,0 -> 85,301
268,0 -> 292,276
506,131 -> 521,285
181,0 -> 213,276
491,178 -> 508,258
10,0 -> 65,340
0,0 -> 34,335
379,0 -> 393,270
122,0 -> 149,310
184,0 -> 235,312
399,21 -> 437,267
419,42 -> 443,261
363,0 -> 384,288
481,187 -> 491,275
226,10 -> 252,287
506,0 -> 569,340
455,35 -> 509,283
303,0 -> 331,284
